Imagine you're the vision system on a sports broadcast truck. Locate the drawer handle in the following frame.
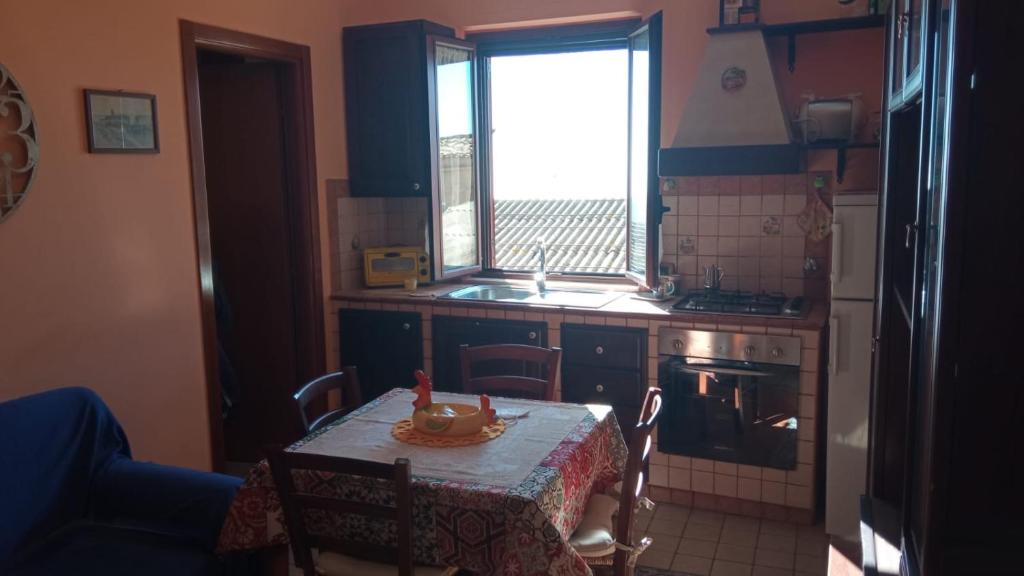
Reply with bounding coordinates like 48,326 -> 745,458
402,323 -> 410,331
595,345 -> 605,355
528,331 -> 537,340
596,384 -> 605,393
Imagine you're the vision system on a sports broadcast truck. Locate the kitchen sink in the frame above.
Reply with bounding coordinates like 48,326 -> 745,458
442,284 -> 622,309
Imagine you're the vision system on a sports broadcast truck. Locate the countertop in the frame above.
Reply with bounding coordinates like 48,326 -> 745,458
330,281 -> 828,330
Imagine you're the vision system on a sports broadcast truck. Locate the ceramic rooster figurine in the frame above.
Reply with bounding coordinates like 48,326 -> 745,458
410,369 -> 498,434
412,370 -> 433,412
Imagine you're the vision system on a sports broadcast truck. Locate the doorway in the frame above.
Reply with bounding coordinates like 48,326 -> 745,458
181,22 -> 324,468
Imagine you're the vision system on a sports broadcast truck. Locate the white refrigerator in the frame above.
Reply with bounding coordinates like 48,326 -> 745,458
825,193 -> 878,541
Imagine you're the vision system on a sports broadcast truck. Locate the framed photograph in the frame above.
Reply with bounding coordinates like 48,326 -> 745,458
84,90 -> 159,153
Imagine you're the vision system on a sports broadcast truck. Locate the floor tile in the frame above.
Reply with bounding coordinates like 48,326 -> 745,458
678,537 -> 718,559
752,566 -> 793,576
724,514 -> 761,533
648,517 -> 687,536
689,509 -> 726,526
711,559 -> 754,576
795,535 -> 828,558
754,549 -> 795,570
716,543 -> 756,564
655,503 -> 692,521
684,521 -> 723,542
794,553 -> 827,575
639,549 -> 675,570
648,535 -> 681,555
760,520 -> 797,536
757,531 -> 796,553
719,527 -> 759,548
673,553 -> 714,576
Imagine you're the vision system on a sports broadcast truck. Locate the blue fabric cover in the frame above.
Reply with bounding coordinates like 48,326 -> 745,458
0,387 -> 243,575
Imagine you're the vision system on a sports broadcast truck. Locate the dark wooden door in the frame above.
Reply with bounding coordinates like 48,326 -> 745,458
338,309 -> 423,403
343,21 -> 453,198
199,52 -> 298,462
431,316 -> 547,392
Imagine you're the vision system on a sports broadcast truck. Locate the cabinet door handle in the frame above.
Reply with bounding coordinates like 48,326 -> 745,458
402,323 -> 411,331
595,345 -> 605,355
829,315 -> 839,375
905,223 -> 917,249
412,182 -> 421,191
831,222 -> 843,283
528,331 -> 537,340
596,384 -> 605,393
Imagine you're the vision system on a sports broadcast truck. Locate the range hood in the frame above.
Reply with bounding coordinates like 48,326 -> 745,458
659,30 -> 801,176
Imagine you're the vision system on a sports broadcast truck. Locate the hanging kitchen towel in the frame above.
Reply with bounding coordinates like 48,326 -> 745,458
798,178 -> 834,242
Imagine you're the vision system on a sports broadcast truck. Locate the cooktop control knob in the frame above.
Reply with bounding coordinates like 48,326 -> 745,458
770,346 -> 785,359
743,345 -> 757,358
672,339 -> 685,351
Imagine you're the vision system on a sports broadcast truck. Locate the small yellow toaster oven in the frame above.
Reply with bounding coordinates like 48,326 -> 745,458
363,246 -> 430,287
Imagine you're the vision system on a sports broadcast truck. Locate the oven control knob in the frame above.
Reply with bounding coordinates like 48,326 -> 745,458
672,339 -> 685,351
770,346 -> 785,359
743,345 -> 757,358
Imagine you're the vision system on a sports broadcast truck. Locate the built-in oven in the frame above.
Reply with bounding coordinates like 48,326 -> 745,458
657,328 -> 802,470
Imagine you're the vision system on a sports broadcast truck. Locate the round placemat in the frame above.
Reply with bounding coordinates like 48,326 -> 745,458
391,418 -> 506,447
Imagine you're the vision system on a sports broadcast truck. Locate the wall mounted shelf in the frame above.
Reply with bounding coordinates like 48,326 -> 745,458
708,15 -> 886,72
802,141 -> 880,183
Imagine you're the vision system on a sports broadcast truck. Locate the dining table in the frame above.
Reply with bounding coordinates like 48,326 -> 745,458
217,387 -> 628,576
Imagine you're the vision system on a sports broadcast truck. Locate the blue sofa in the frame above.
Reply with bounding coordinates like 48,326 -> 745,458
0,387 -> 244,575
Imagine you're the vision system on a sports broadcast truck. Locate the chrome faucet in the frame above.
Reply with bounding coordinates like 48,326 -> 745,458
534,238 -> 547,292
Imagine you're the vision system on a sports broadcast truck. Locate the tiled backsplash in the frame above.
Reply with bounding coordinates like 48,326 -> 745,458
660,172 -> 833,300
325,178 -> 428,292
327,172 -> 834,300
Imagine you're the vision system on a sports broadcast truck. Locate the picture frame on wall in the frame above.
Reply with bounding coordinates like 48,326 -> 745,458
84,90 -> 159,153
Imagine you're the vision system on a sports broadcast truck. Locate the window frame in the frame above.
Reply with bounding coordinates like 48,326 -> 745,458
468,19 -> 648,282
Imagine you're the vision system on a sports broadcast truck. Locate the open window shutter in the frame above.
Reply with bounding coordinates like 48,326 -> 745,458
625,12 -> 663,290
427,35 -> 483,280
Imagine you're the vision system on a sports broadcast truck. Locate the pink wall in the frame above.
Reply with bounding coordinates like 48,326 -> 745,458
1,0 -> 882,470
0,0 -> 348,469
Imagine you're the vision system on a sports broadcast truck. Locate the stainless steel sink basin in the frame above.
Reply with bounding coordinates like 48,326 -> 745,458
443,284 -> 622,309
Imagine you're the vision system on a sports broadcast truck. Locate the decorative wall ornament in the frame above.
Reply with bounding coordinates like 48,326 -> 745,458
0,63 -> 39,222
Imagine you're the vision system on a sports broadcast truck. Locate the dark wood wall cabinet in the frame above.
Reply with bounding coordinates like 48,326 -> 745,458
560,324 -> 647,432
343,20 -> 455,198
431,316 -> 548,393
338,309 -> 423,404
866,2 -> 1022,575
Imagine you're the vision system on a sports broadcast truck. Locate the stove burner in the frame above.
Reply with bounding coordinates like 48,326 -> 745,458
672,290 -> 806,318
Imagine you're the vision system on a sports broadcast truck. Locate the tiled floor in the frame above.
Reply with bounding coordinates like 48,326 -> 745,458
636,503 -> 829,576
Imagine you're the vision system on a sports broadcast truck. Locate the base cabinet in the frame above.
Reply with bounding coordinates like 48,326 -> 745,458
431,316 -> 547,392
560,324 -> 647,432
338,309 -> 423,404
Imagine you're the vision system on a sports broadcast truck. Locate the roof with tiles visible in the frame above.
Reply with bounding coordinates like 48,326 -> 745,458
493,198 -> 626,274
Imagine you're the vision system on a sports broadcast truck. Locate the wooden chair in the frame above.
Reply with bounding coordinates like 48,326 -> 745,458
459,344 -> 561,401
293,367 -> 362,435
266,446 -> 457,576
569,386 -> 663,576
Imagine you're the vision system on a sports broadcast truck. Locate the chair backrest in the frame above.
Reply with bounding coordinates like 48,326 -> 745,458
266,446 -> 415,576
613,386 -> 663,575
459,344 -> 561,401
293,366 -> 362,434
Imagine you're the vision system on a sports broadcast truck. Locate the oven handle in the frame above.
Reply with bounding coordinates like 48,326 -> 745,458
674,365 -> 773,378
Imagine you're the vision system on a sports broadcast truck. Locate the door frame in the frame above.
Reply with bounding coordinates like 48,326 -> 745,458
180,21 -> 325,471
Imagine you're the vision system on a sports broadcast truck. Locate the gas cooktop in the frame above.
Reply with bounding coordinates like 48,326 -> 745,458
672,290 -> 808,318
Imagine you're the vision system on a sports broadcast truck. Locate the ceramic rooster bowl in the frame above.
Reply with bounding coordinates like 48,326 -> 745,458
411,370 -> 496,436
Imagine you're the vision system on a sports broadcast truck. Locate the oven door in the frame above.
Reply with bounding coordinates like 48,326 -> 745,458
658,355 -> 799,470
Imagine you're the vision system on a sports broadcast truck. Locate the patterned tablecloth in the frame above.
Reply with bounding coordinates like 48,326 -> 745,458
217,388 -> 628,576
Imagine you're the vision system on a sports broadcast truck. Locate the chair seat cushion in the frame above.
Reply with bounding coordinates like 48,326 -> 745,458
568,493 -> 619,558
8,521 -> 223,576
318,551 -> 454,576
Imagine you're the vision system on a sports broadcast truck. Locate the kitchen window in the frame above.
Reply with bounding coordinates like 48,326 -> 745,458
428,15 -> 664,288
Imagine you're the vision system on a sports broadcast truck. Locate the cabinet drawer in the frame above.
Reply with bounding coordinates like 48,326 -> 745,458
562,324 -> 646,370
561,366 -> 644,408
